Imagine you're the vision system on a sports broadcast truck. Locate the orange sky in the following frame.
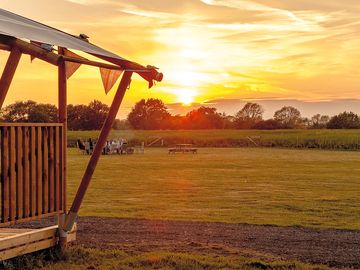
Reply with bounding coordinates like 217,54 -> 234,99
1,0 -> 360,118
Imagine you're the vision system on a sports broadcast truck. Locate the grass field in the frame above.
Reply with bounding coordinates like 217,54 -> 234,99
5,147 -> 359,269
67,147 -> 360,230
68,129 -> 360,150
8,247 -> 340,270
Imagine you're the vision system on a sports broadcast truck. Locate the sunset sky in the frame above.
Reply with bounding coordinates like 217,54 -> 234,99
1,0 -> 360,118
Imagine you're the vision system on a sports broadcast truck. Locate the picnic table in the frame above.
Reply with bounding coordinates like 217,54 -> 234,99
168,144 -> 198,154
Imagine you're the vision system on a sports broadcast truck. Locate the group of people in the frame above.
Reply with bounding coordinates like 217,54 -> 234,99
77,138 -> 131,155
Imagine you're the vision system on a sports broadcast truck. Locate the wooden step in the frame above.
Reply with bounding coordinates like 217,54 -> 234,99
0,224 -> 76,261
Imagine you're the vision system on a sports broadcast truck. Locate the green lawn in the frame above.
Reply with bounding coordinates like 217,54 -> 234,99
38,247 -> 338,270
68,129 -> 360,142
9,247 -> 341,270
67,147 -> 360,230
68,129 -> 360,149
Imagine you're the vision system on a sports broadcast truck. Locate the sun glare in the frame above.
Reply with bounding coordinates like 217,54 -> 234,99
173,89 -> 196,106
179,95 -> 194,106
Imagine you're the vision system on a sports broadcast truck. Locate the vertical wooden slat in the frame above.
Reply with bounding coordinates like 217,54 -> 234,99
58,126 -> 62,212
62,125 -> 66,212
36,127 -> 43,215
55,126 -> 60,211
49,127 -> 55,213
23,127 -> 30,218
43,127 -> 49,214
9,127 -> 16,221
60,126 -> 65,211
30,127 -> 36,217
1,127 -> 9,222
16,127 -> 23,219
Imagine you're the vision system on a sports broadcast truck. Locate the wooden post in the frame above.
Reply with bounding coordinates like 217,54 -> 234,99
63,71 -> 132,232
0,48 -> 22,109
58,47 -> 67,212
57,47 -> 67,247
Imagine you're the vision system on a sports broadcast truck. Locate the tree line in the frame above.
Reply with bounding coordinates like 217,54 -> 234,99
0,100 -> 109,130
1,99 -> 359,130
127,98 -> 360,130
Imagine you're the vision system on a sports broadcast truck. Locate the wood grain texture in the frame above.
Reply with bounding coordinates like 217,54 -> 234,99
0,124 -> 64,224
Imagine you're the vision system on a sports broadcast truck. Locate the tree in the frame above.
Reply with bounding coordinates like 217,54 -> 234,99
222,114 -> 236,129
168,114 -> 186,130
302,117 -> 311,129
234,102 -> 264,129
253,119 -> 281,130
320,115 -> 330,126
87,100 -> 109,130
327,112 -> 360,129
310,114 -> 330,129
67,100 -> 109,130
67,104 -> 88,130
0,100 -> 57,123
113,119 -> 131,130
127,98 -> 171,129
184,106 -> 224,129
28,103 -> 58,122
273,106 -> 302,128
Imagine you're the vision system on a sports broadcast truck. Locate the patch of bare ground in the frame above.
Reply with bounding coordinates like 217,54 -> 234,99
16,216 -> 360,268
73,217 -> 360,268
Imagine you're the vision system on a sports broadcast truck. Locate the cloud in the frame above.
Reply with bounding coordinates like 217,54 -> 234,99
3,0 -> 360,111
65,0 -> 112,4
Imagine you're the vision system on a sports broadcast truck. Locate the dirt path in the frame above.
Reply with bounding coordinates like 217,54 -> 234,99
70,217 -> 359,268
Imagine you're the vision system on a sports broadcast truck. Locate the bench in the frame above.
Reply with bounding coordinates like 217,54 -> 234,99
168,148 -> 197,154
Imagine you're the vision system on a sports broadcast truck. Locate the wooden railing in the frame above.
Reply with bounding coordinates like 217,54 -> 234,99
0,123 -> 65,226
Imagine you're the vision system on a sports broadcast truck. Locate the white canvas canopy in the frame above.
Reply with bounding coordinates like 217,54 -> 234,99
0,8 -> 125,61
0,8 -> 163,89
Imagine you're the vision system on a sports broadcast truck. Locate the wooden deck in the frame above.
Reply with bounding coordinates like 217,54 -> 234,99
0,225 -> 76,261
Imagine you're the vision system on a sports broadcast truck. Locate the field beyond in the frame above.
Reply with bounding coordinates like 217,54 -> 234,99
6,147 -> 359,269
68,129 -> 360,150
67,147 -> 360,230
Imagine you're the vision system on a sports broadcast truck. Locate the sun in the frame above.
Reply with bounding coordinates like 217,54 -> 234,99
178,95 -> 194,106
174,89 -> 196,106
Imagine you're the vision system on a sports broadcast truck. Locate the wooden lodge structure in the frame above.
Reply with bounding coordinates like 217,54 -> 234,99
0,8 -> 162,260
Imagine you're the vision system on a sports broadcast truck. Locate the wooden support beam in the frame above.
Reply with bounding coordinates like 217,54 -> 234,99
0,37 -> 122,71
12,38 -> 59,66
58,48 -> 67,126
63,71 -> 133,232
92,54 -> 163,85
0,36 -> 60,66
0,36 -> 162,83
0,43 -> 11,51
58,47 -> 67,211
62,55 -> 124,71
0,48 -> 22,109
58,47 -> 68,247
59,58 -> 67,208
